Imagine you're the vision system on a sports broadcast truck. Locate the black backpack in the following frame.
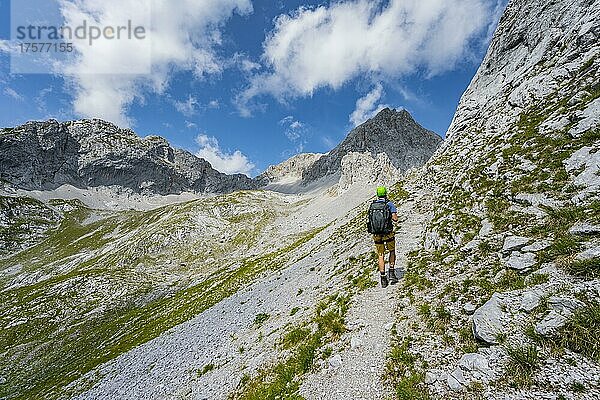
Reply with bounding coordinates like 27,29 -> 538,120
367,200 -> 393,234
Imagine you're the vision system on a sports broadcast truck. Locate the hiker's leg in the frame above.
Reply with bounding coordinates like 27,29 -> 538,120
375,236 -> 385,273
376,242 -> 389,288
389,250 -> 396,269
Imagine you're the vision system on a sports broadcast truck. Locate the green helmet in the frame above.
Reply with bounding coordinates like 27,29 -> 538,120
376,186 -> 387,197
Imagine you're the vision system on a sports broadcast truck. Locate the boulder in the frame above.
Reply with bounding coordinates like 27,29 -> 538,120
564,147 -> 600,202
569,222 -> 600,236
479,219 -> 493,237
472,294 -> 504,344
502,236 -> 531,254
463,239 -> 481,251
463,302 -> 477,315
576,244 -> 600,261
534,296 -> 584,337
447,367 -> 466,392
568,98 -> 600,138
425,370 -> 443,384
535,311 -> 569,337
458,353 -> 494,381
522,240 -> 551,252
548,296 -> 584,315
505,251 -> 537,272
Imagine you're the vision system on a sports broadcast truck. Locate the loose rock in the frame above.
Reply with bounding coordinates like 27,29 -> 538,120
472,294 -> 504,345
505,251 -> 536,272
522,240 -> 551,252
548,296 -> 584,315
328,354 -> 343,369
535,311 -> 568,337
350,337 -> 363,350
569,222 -> 600,236
447,368 -> 466,391
520,289 -> 545,312
502,236 -> 531,254
463,302 -> 477,315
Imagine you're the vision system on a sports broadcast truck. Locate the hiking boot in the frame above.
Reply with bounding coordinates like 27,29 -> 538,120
388,269 -> 398,285
380,274 -> 389,288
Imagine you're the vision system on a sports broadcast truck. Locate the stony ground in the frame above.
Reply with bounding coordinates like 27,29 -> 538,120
62,182 -> 386,399
300,195 -> 429,400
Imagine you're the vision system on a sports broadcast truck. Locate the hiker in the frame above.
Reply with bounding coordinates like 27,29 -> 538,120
367,186 -> 398,288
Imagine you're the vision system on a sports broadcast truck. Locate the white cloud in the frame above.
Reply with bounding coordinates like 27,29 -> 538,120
237,0 -> 497,114
35,87 -> 54,113
207,99 -> 220,109
185,120 -> 198,129
57,0 -> 252,127
195,134 -> 255,176
279,115 -> 307,151
4,87 -> 24,101
240,59 -> 261,73
231,53 -> 262,73
173,95 -> 199,117
349,83 -> 393,126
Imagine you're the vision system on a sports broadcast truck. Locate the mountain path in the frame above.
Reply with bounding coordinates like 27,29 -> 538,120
300,196 -> 428,400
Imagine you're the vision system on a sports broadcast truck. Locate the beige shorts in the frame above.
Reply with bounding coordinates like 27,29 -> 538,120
373,232 -> 395,255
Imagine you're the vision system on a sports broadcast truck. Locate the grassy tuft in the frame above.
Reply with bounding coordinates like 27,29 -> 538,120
386,338 -> 429,400
458,326 -> 479,353
197,363 -> 215,377
505,345 -> 540,388
564,258 -> 600,279
254,313 -> 270,326
231,293 -> 350,400
526,272 -> 549,286
553,302 -> 600,362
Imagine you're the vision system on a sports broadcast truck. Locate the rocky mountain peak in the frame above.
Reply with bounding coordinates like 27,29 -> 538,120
369,107 -> 411,124
301,108 -> 442,184
0,119 -> 256,195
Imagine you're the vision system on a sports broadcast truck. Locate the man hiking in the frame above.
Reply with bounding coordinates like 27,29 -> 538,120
367,186 -> 398,288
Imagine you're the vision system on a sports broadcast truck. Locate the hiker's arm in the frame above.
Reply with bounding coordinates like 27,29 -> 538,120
392,212 -> 398,222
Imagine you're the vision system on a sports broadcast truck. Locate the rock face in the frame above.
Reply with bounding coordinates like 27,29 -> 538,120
0,119 -> 256,195
338,151 -> 401,191
391,0 -> 600,398
301,108 -> 441,184
256,153 -> 323,185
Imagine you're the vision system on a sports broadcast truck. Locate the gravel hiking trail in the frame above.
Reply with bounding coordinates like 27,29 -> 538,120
300,194 -> 429,400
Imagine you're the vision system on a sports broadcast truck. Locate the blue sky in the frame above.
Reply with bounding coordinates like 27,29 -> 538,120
0,0 -> 506,176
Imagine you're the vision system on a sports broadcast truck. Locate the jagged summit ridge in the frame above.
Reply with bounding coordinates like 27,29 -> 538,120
301,107 -> 442,184
1,108 -> 441,196
0,119 -> 256,195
